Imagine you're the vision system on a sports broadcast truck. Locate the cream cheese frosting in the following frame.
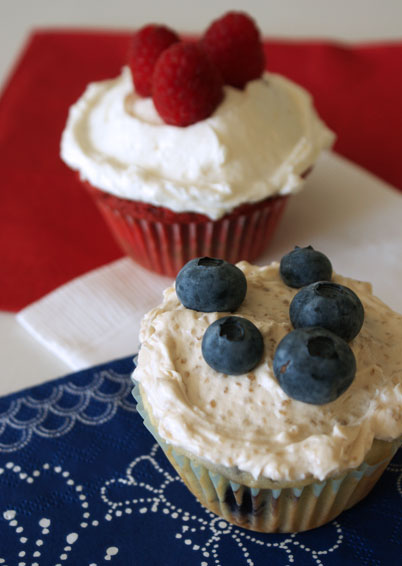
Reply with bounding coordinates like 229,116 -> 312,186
133,261 -> 402,482
60,67 -> 334,220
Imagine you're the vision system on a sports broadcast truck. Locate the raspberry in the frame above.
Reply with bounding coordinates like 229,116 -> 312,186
129,24 -> 179,97
153,42 -> 223,127
201,11 -> 265,88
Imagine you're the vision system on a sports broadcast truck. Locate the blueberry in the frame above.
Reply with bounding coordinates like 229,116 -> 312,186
176,257 -> 247,312
280,246 -> 332,288
202,316 -> 264,375
273,327 -> 356,404
290,281 -> 364,342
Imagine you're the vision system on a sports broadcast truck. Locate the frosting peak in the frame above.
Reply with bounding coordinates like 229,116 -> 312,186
61,67 -> 334,219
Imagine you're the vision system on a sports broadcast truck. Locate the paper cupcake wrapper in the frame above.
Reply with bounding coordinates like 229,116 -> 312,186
84,182 -> 288,277
132,381 -> 401,533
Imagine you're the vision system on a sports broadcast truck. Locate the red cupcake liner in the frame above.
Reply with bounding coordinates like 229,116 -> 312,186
84,181 -> 288,277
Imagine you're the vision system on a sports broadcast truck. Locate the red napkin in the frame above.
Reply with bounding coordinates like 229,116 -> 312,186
1,31 -> 401,312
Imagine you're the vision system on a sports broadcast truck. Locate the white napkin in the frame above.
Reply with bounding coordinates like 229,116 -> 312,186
17,259 -> 172,369
263,152 -> 402,314
17,151 -> 402,370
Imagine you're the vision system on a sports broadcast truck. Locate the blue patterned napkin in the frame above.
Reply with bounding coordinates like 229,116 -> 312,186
0,356 -> 400,566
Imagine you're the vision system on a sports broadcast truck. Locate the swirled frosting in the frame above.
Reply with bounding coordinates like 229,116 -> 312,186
60,67 -> 334,219
133,262 -> 402,482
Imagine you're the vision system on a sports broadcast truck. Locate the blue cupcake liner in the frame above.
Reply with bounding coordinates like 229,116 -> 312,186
132,381 -> 400,532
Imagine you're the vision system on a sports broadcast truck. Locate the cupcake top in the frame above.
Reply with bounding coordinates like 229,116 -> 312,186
60,66 -> 334,220
133,260 -> 402,482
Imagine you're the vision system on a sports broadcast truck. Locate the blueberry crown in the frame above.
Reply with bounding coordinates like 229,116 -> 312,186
175,249 -> 364,405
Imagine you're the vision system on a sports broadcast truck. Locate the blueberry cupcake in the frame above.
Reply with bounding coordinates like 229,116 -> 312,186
60,12 -> 334,277
132,248 -> 402,532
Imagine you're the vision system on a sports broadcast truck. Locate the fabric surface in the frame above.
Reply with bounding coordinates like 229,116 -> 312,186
0,355 -> 401,565
1,31 -> 402,311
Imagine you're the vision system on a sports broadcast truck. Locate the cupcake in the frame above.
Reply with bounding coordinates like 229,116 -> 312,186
60,12 -> 334,277
132,249 -> 402,532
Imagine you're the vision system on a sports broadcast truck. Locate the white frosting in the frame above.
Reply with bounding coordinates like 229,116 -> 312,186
60,67 -> 334,220
133,262 -> 402,482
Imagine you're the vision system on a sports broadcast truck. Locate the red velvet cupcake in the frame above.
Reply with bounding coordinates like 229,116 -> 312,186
85,182 -> 288,276
61,15 -> 334,276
